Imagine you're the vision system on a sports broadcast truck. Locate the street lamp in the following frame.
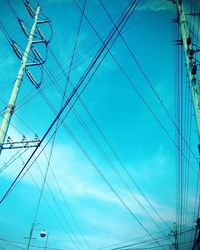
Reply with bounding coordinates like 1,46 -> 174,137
25,223 -> 48,250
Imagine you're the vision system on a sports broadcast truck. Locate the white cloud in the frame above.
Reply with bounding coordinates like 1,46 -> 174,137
0,141 -> 176,245
138,0 -> 172,12
30,144 -> 175,224
45,0 -> 70,3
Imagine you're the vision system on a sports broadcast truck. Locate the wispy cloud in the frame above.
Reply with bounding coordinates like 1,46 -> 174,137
46,0 -> 70,3
138,0 -> 172,12
1,143 -> 176,219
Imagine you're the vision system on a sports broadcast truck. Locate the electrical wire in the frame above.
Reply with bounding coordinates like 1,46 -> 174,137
0,0 -> 139,212
30,1 -> 91,248
0,0 -> 197,248
99,0 -> 198,166
19,153 -> 83,250
37,52 -> 171,239
2,3 -> 169,248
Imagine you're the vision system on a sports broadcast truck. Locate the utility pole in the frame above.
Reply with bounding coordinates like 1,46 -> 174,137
192,218 -> 200,250
0,5 -> 40,154
173,222 -> 178,250
26,223 -> 35,250
175,0 -> 200,249
170,222 -> 178,249
176,0 -> 200,140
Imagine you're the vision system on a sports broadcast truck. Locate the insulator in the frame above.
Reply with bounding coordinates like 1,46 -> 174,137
26,70 -> 37,86
175,39 -> 182,46
187,48 -> 194,60
191,77 -> 197,87
199,144 -> 200,155
7,136 -> 13,147
11,41 -> 22,60
24,1 -> 35,18
34,134 -> 39,141
18,18 -> 29,37
187,36 -> 192,46
192,63 -> 197,75
37,27 -> 46,41
32,47 -> 43,61
22,135 -> 27,142
7,136 -> 11,143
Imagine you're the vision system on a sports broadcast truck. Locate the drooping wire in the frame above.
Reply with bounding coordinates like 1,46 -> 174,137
0,2 -> 169,247
3,0 -> 89,247
98,0 -> 198,166
38,39 -> 171,239
0,0 -> 138,210
16,0 -> 198,243
19,154 -> 82,250
73,0 -> 198,178
30,0 -> 91,248
29,47 -> 171,244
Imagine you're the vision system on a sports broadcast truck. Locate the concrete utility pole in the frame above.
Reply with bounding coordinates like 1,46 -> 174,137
176,1 -> 200,249
0,5 -> 40,154
176,0 -> 200,140
173,222 -> 178,250
192,218 -> 200,250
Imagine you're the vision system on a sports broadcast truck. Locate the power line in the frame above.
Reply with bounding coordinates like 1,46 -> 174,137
0,0 -> 139,209
40,52 -> 171,237
73,0 -> 198,178
20,153 -> 83,250
2,2 -> 169,248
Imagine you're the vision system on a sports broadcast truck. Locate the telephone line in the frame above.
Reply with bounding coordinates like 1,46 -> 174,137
0,2 -> 168,246
0,0 -> 139,204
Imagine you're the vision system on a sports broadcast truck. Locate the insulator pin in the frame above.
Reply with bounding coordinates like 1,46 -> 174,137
11,40 -> 22,60
187,36 -> 191,46
37,27 -> 46,41
24,0 -> 35,18
25,69 -> 40,88
187,48 -> 194,60
192,63 -> 197,75
18,18 -> 29,37
32,47 -> 43,61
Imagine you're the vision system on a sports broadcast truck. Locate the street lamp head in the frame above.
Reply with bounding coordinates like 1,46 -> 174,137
40,230 -> 46,238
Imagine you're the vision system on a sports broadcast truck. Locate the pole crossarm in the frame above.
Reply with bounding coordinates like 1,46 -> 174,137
1,139 -> 40,150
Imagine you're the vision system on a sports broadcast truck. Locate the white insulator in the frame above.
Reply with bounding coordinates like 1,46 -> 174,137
32,47 -> 42,61
26,70 -> 37,86
24,1 -> 35,18
34,134 -> 39,141
22,135 -> 27,142
18,19 -> 29,37
12,41 -> 22,60
37,27 -> 46,41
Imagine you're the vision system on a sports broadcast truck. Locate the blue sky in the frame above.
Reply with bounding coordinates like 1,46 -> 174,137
0,0 -> 200,249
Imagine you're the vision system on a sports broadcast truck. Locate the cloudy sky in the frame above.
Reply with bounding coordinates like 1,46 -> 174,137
0,0 -> 199,249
